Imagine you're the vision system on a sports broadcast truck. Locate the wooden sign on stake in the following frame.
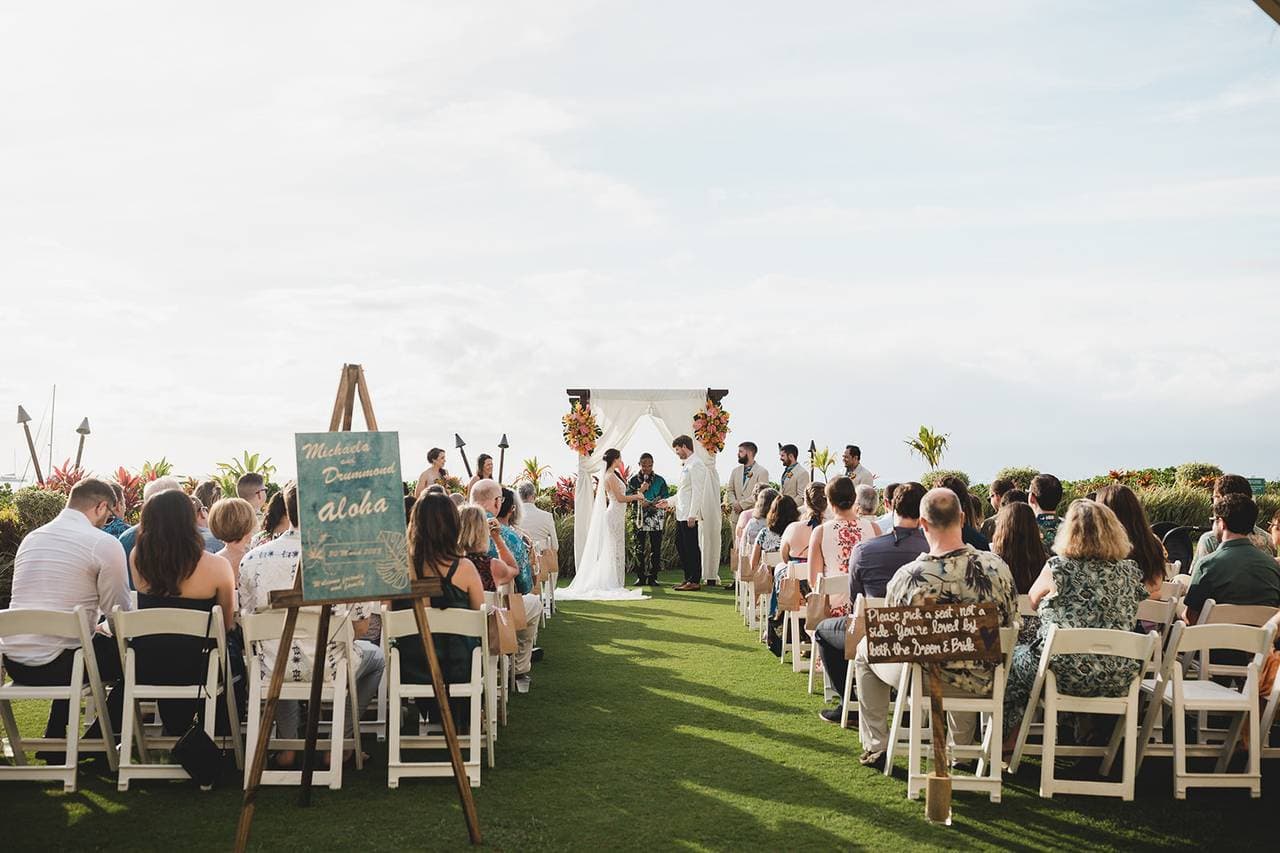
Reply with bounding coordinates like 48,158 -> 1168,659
865,601 -> 1001,825
234,364 -> 481,851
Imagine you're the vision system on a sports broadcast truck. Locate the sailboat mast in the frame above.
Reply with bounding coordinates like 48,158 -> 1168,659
49,384 -> 55,474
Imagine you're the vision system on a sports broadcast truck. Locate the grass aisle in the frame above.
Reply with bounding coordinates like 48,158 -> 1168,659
5,570 -> 1275,851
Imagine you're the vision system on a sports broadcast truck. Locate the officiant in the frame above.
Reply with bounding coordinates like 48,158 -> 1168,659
627,453 -> 669,587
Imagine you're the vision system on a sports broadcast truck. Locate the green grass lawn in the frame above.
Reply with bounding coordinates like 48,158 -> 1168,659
3,570 -> 1275,851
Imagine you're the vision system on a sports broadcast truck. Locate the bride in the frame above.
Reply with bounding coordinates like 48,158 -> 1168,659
558,449 -> 650,601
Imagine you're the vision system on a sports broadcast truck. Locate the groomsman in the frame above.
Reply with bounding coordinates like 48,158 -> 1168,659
778,444 -> 811,501
842,445 -> 875,487
726,442 -> 769,514
627,453 -> 669,586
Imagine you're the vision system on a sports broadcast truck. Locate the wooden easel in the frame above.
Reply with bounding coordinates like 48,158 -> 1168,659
235,364 -> 482,850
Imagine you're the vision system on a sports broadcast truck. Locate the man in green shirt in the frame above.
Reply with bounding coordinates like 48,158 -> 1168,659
1184,493 -> 1280,623
1191,474 -> 1276,571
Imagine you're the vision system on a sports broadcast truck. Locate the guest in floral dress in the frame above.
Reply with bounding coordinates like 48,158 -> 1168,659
806,477 -> 863,617
1003,499 -> 1148,740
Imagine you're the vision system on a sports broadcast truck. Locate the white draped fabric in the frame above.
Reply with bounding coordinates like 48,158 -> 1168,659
573,389 -> 723,581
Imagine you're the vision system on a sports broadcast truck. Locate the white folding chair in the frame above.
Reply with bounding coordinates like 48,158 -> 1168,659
538,547 -> 558,623
807,573 -> 851,695
383,607 -> 486,788
896,626 -> 1019,803
757,551 -> 784,644
778,563 -> 812,671
1163,622 -> 1274,798
112,604 -> 243,790
1016,595 -> 1036,621
0,606 -> 118,791
1137,596 -> 1180,654
483,592 -> 511,732
841,595 -> 885,729
240,610 -> 363,789
1126,620 -> 1186,772
1193,600 -> 1279,742
1009,626 -> 1158,801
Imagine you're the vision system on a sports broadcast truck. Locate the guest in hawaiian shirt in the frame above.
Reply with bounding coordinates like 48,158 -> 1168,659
628,453 -> 669,586
103,483 -> 131,538
1030,473 -> 1064,553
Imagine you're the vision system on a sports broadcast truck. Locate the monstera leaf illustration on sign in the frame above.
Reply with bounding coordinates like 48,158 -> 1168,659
377,529 -> 411,591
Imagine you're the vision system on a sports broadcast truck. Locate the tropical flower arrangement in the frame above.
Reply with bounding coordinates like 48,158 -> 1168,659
553,475 -> 577,513
562,401 -> 602,455
693,399 -> 730,454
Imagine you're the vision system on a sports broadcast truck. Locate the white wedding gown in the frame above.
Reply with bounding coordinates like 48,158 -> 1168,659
558,471 -> 648,601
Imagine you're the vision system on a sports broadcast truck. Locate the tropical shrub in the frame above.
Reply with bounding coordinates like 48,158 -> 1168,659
44,460 -> 88,495
1174,462 -> 1222,490
920,469 -> 969,490
1135,486 -> 1213,528
554,513 -> 575,575
905,425 -> 949,470
534,493 -> 555,513
141,457 -> 175,480
14,487 -> 67,531
1255,495 -> 1280,526
213,452 -> 277,501
0,504 -> 22,559
516,457 -> 551,489
0,483 -> 12,509
993,466 -> 1039,489
0,554 -> 13,610
552,476 -> 576,514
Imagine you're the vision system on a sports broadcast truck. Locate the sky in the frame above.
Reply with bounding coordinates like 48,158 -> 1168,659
2,2 -> 1279,488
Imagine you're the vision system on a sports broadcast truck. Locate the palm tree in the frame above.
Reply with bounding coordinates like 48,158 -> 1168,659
904,426 -> 949,470
515,456 -> 551,489
811,447 -> 836,481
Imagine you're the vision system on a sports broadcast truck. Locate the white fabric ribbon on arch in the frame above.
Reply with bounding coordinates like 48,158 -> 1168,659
573,389 -> 723,581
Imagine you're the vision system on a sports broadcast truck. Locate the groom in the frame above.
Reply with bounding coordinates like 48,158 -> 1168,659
664,435 -> 711,592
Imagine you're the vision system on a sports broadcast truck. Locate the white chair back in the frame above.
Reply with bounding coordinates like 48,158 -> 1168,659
815,573 -> 851,598
1199,600 -> 1280,629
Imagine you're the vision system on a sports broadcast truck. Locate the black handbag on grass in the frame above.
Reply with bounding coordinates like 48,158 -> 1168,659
171,609 -> 221,789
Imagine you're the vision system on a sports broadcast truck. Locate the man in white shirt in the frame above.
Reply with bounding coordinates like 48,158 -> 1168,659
875,482 -> 899,533
843,445 -> 875,488
725,441 -> 769,515
4,478 -> 133,746
778,444 -> 811,501
237,483 -> 384,764
515,482 -> 558,554
664,435 -> 710,591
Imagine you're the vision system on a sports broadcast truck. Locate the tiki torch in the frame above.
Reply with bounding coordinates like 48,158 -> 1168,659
808,440 -> 816,480
75,418 -> 91,469
455,433 -> 472,478
497,434 -> 509,484
17,405 -> 44,485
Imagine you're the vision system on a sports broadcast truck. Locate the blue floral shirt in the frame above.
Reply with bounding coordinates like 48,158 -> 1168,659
489,520 -> 534,595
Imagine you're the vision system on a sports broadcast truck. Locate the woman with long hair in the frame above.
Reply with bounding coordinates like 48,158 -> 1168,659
939,475 -> 990,551
252,490 -> 290,548
129,490 -> 236,733
806,477 -> 863,616
466,453 -> 495,496
991,501 -> 1048,595
1095,484 -> 1168,593
395,493 -> 485,728
781,482 -> 826,564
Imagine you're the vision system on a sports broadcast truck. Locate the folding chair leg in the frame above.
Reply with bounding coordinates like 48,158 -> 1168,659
0,700 -> 28,766
840,662 -> 855,729
1216,711 -> 1245,774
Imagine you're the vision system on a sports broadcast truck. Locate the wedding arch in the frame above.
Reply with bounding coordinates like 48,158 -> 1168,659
565,388 -> 728,582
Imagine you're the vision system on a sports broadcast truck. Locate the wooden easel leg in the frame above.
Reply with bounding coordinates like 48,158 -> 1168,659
236,606 -> 300,853
412,596 -> 482,845
299,606 -> 333,806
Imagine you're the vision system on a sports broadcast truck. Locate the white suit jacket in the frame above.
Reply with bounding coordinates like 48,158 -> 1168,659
675,456 -> 711,522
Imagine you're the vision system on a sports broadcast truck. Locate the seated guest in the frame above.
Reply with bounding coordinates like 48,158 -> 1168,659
103,482 -> 130,538
781,483 -> 826,564
1002,488 -> 1029,505
190,496 -> 222,554
1096,484 -> 1169,595
977,471 -> 1008,537
237,472 -> 269,514
806,477 -> 864,617
1184,494 -> 1280,623
751,496 -> 798,592
990,502 -> 1048,595
742,488 -> 779,555
194,480 -> 225,552
458,504 -> 539,674
1029,474 -> 1064,553
875,483 -> 899,536
517,481 -> 559,572
3,478 -> 133,755
128,490 -> 237,734
939,475 -> 989,551
854,484 -> 883,541
815,482 -> 928,724
251,490 -> 291,548
209,497 -> 257,584
1192,475 -> 1277,566
238,484 -> 385,767
471,480 -> 544,693
424,484 -> 447,495
393,493 -> 485,731
403,495 -> 416,521
853,488 -> 1017,767
119,476 -> 183,561
1003,500 -> 1147,749
449,492 -> 465,508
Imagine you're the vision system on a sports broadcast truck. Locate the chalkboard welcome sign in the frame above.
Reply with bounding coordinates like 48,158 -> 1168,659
295,430 -> 411,603
864,602 -> 1001,664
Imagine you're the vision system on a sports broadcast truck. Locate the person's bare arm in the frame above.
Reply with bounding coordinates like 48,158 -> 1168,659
1028,564 -> 1055,609
807,526 -> 825,585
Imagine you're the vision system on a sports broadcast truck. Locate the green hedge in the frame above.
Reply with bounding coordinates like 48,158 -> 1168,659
920,469 -> 969,490
993,466 -> 1039,489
